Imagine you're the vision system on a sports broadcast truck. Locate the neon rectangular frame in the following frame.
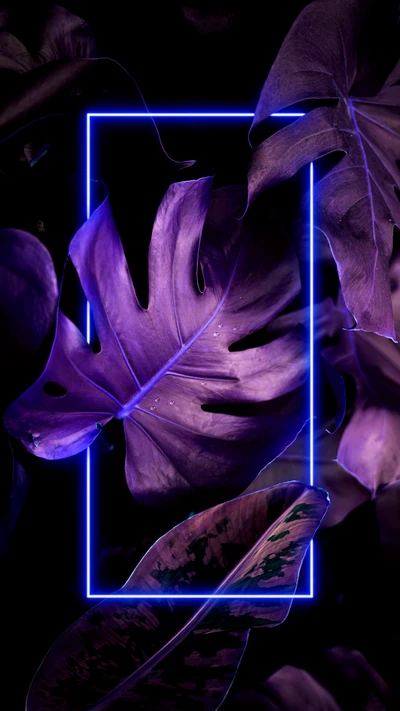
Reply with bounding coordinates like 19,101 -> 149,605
85,112 -> 314,599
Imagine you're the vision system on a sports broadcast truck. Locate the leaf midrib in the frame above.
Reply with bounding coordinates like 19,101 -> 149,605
117,246 -> 243,418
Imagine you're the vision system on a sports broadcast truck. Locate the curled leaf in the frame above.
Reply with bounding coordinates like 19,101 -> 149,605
27,481 -> 328,711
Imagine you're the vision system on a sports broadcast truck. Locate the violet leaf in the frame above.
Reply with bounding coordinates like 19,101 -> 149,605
26,481 -> 328,711
248,0 -> 400,339
0,227 -> 58,399
4,178 -> 307,506
321,246 -> 400,493
324,321 -> 400,494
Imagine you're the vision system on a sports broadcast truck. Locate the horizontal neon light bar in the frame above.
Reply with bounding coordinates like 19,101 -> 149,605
88,594 -> 313,599
87,112 -> 305,118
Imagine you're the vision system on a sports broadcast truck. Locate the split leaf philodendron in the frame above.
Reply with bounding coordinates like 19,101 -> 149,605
27,481 -> 329,711
5,178 -> 309,507
248,0 -> 400,340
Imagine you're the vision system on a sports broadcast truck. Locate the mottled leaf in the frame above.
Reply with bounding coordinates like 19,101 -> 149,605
5,179 -> 308,506
249,0 -> 400,339
27,481 -> 329,711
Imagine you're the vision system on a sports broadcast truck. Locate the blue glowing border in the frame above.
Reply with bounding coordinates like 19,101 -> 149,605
85,112 -> 314,599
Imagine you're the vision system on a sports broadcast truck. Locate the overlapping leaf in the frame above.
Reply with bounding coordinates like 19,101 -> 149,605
245,426 -> 370,528
310,240 -> 400,492
244,296 -> 372,524
4,178 -> 308,506
248,0 -> 400,339
324,296 -> 400,493
26,481 -> 328,711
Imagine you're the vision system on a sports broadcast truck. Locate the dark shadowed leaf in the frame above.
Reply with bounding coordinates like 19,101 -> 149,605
181,7 -> 235,35
249,0 -> 400,339
26,481 -> 328,711
5,179 -> 308,507
257,647 -> 396,710
0,227 -> 58,401
0,4 -> 98,139
375,480 -> 400,551
245,426 -> 370,528
0,57 -> 100,142
0,456 -> 28,557
0,4 -> 96,73
0,227 -> 57,551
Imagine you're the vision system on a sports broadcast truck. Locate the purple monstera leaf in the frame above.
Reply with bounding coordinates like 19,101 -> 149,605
248,0 -> 400,340
26,481 -> 328,711
4,177 -> 308,506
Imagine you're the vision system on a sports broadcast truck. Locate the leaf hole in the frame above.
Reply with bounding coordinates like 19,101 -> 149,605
197,260 -> 205,293
43,381 -> 67,398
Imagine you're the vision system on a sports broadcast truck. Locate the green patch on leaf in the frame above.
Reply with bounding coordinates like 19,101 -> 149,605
267,529 -> 290,542
284,503 -> 315,522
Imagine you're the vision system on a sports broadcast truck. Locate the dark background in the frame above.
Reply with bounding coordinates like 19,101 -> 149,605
1,2 -> 399,709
